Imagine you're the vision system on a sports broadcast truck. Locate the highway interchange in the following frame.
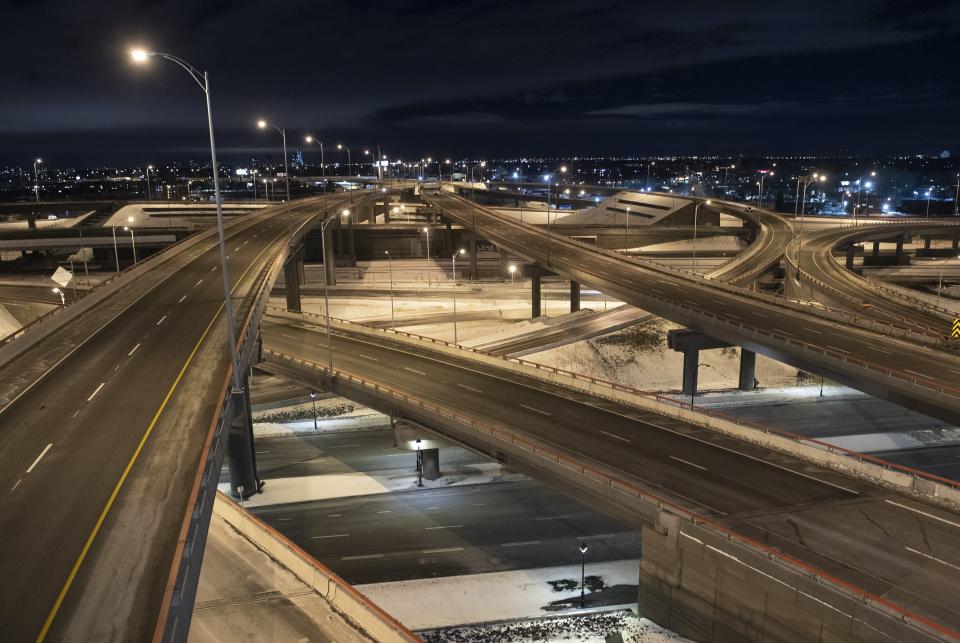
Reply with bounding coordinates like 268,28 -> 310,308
263,311 -> 960,633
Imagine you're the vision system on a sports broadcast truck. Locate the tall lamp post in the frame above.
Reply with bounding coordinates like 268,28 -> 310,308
451,248 -> 465,344
145,164 -> 154,201
309,391 -> 318,431
757,170 -> 773,208
422,227 -> 431,260
130,47 -> 242,394
304,136 -> 326,191
257,119 -> 290,203
33,158 -> 42,202
337,144 -> 352,177
123,226 -> 138,264
795,173 -> 825,285
111,225 -> 120,273
545,165 -> 567,265
579,542 -> 588,608
692,200 -> 712,273
385,250 -> 395,328
319,210 -> 349,373
415,438 -> 423,487
52,287 -> 65,306
936,254 -> 958,308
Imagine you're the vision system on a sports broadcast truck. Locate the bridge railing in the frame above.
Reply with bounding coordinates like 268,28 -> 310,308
264,348 -> 960,643
265,306 -> 960,495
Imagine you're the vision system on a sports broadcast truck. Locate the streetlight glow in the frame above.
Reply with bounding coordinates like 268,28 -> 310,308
256,119 -> 267,129
130,48 -> 150,63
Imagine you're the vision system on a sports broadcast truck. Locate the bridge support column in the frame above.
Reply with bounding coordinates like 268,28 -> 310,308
530,265 -> 542,318
845,247 -> 856,269
739,349 -> 756,391
421,448 -> 440,481
872,241 -> 880,256
335,215 -> 344,255
256,328 -> 263,364
227,379 -> 260,499
895,235 -> 904,257
322,225 -> 336,286
570,280 -> 581,312
283,247 -> 303,312
500,249 -> 509,279
445,221 -> 453,255
681,349 -> 699,397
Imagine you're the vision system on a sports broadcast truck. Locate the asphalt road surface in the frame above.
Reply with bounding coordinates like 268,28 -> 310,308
252,479 -> 640,585
0,195 -> 351,641
263,316 -> 960,633
423,191 -> 960,425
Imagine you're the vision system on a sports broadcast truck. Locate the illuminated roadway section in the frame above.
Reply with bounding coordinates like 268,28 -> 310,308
260,312 -> 960,640
784,221 -> 960,337
700,199 -> 793,285
423,190 -> 960,425
0,193 -> 362,641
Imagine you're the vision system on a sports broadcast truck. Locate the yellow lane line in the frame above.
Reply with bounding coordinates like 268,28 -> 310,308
35,212 -> 301,642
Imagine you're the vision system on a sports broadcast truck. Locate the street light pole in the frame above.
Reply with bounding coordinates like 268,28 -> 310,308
692,200 -> 711,273
415,438 -> 423,487
385,250 -> 395,328
579,542 -> 588,608
319,212 -> 346,374
124,226 -> 138,264
310,391 -> 318,431
33,159 -> 42,202
146,165 -> 153,201
257,119 -> 290,203
111,226 -> 120,273
423,227 -> 431,260
452,249 -> 465,344
131,48 -> 243,391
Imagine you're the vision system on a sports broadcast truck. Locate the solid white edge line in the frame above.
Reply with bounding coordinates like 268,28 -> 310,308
670,455 -> 708,471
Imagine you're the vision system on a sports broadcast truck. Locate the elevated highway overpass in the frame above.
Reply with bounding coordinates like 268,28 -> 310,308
785,221 -> 960,336
259,309 -> 960,643
0,191 -> 369,641
421,190 -> 960,426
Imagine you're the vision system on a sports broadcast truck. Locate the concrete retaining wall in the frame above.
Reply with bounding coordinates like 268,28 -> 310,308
212,493 -> 419,642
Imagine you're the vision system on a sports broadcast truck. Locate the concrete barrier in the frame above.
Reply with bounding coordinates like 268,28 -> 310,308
212,492 -> 420,642
265,307 -> 960,512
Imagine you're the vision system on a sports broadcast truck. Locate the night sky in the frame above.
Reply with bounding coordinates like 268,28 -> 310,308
2,0 -> 959,165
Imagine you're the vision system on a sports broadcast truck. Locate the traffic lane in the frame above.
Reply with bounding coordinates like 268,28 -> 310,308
0,284 -> 68,304
0,208 -> 314,640
265,322 -> 864,517
252,481 -> 640,584
265,321 -> 960,618
436,193 -> 960,389
250,432 -> 486,480
0,215 -> 285,638
731,496 -> 960,629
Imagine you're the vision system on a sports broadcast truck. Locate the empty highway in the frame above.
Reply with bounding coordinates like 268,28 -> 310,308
262,313 -> 960,635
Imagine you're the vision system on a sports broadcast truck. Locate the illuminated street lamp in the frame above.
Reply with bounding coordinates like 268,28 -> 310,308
336,143 -> 352,177
757,170 -> 773,209
508,264 -> 517,283
304,135 -> 326,188
546,166 -> 567,264
123,226 -> 138,264
52,287 -> 65,306
936,254 -> 958,308
796,174 -> 826,285
451,249 -> 466,344
145,164 -> 154,201
33,158 -> 42,202
422,226 -> 431,260
257,119 -> 290,203
318,209 -> 350,373
309,391 -> 318,431
129,46 -> 242,391
415,438 -> 423,487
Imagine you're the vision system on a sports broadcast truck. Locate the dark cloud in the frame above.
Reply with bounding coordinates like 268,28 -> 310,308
1,0 -> 958,164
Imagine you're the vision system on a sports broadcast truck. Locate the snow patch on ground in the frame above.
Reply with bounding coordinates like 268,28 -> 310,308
526,320 -> 799,392
357,560 -> 640,630
420,611 -> 687,643
222,463 -> 523,508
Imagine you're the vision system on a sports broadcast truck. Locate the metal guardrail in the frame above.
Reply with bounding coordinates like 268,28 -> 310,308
266,306 -> 960,493
264,347 -> 960,643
